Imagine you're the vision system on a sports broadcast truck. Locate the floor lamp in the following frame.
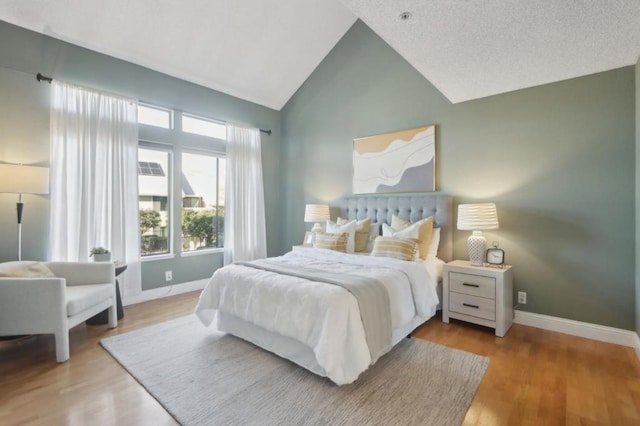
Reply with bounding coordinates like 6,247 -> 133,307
0,164 -> 50,261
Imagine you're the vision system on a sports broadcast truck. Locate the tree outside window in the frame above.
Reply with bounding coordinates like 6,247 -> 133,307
181,152 -> 225,251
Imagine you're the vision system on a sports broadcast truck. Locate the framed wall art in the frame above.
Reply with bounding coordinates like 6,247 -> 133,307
352,125 -> 435,194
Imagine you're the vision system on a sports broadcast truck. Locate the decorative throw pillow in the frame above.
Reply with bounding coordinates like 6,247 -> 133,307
390,214 -> 412,231
371,236 -> 419,261
367,223 -> 382,251
0,262 -> 56,278
428,227 -> 441,257
326,220 -> 356,253
337,217 -> 371,232
389,215 -> 434,260
382,223 -> 419,240
337,217 -> 371,252
313,231 -> 348,252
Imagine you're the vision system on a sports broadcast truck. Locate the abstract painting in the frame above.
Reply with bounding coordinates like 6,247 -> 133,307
352,125 -> 435,194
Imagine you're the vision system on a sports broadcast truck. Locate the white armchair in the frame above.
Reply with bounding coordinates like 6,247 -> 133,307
0,261 -> 117,362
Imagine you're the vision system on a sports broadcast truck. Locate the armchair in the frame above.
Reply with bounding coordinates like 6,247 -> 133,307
0,261 -> 117,362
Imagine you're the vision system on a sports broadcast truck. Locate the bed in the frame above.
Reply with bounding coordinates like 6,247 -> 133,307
195,195 -> 453,385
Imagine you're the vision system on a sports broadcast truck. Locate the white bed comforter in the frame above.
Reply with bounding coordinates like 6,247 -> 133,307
195,248 -> 440,384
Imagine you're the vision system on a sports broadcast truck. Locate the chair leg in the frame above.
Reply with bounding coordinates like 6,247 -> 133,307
55,330 -> 70,363
108,305 -> 117,329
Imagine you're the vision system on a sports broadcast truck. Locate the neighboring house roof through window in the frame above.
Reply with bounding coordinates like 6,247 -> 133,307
138,161 -> 165,176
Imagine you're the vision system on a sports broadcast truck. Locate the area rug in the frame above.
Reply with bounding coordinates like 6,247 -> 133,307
101,315 -> 488,425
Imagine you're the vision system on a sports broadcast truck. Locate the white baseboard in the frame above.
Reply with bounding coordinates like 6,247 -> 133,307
123,279 -> 208,306
514,310 -> 640,357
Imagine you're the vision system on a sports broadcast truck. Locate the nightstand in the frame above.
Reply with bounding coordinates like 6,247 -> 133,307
442,260 -> 513,337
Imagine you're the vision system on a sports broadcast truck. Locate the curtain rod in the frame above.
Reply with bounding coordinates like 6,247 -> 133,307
36,72 -> 272,136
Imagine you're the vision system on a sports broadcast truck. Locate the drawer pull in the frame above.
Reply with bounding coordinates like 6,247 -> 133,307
462,303 -> 479,309
463,283 -> 480,288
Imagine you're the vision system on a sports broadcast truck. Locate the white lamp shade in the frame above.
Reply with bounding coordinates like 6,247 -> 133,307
0,164 -> 49,194
304,204 -> 330,222
457,203 -> 499,231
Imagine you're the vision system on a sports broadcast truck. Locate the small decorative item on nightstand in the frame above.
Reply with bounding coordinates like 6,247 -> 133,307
485,241 -> 505,268
90,247 -> 111,262
442,260 -> 513,337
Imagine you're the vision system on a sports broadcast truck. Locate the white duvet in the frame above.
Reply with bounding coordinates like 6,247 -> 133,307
195,248 -> 440,384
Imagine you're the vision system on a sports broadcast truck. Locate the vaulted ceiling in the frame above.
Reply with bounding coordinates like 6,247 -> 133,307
1,0 -> 639,110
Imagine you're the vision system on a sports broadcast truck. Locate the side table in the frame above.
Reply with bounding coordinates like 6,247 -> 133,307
442,260 -> 513,337
86,263 -> 126,325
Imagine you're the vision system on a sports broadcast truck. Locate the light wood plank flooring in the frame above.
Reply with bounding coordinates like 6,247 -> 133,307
1,291 -> 639,425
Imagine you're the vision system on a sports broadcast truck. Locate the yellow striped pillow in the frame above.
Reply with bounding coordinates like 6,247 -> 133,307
390,215 -> 434,260
313,231 -> 348,252
371,236 -> 418,261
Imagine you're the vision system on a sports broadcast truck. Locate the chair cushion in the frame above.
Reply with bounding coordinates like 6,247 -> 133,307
0,261 -> 56,277
66,284 -> 113,317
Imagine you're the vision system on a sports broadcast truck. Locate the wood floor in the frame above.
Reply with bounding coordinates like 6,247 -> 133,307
1,292 -> 639,426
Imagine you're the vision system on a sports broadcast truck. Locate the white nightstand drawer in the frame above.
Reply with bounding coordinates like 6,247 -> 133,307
449,292 -> 496,321
448,272 -> 496,299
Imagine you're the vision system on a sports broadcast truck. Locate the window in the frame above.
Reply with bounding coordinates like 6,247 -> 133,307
182,114 -> 226,139
138,147 -> 171,256
181,152 -> 225,251
138,104 -> 172,129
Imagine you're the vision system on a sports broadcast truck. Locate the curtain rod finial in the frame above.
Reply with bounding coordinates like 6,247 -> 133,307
36,73 -> 53,83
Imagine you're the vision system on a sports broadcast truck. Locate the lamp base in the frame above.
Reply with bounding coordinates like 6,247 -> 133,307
467,231 -> 487,266
310,222 -> 324,245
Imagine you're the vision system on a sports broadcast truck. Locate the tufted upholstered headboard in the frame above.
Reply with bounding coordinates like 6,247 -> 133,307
336,195 -> 453,262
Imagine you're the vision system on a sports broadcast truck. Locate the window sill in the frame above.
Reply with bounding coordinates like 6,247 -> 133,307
181,248 -> 224,257
141,253 -> 175,262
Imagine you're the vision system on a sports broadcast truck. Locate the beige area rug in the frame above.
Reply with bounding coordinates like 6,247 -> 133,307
101,315 -> 488,426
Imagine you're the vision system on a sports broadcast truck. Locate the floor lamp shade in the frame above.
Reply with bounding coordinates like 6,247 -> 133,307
457,203 -> 499,266
0,164 -> 50,260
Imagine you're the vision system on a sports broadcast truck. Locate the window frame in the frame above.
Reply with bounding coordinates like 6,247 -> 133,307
181,112 -> 227,140
138,102 -> 173,130
180,147 -> 226,256
138,141 -> 175,261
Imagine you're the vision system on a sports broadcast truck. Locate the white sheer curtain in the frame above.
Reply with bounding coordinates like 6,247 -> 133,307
224,124 -> 267,264
49,81 -> 142,297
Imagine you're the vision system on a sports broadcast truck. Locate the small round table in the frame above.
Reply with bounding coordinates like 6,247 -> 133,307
86,263 -> 126,325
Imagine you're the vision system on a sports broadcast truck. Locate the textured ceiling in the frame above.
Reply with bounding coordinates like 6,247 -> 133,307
0,1 -> 639,109
342,0 -> 640,103
0,0 -> 356,110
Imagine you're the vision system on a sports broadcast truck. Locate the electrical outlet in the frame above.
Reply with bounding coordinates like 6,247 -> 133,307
165,270 -> 172,282
518,291 -> 527,305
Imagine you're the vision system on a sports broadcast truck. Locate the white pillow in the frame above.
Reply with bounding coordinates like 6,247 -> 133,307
382,222 -> 420,240
428,227 -> 441,257
326,220 -> 356,253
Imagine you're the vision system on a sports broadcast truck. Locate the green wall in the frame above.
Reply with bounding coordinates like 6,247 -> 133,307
0,20 -> 282,290
636,56 -> 640,335
1,19 -> 637,330
281,21 -> 636,330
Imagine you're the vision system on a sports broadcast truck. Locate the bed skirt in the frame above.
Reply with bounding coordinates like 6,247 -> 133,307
217,312 -> 432,381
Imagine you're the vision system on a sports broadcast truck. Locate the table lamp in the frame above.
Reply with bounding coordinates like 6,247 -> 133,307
0,163 -> 50,261
304,204 -> 330,235
457,203 -> 499,266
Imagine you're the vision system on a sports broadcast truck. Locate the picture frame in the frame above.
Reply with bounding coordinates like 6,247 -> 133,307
352,125 -> 435,194
303,231 -> 313,246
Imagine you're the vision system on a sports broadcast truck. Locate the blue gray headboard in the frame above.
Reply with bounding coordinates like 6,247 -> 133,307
336,194 -> 453,262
